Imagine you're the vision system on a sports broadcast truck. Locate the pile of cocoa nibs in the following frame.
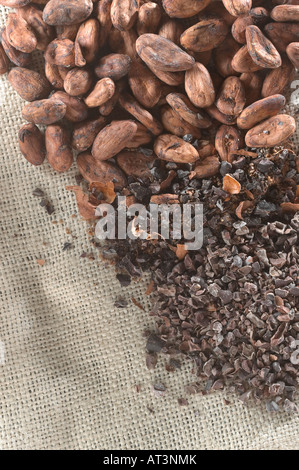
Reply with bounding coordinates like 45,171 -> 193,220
0,0 -> 299,411
101,146 -> 299,412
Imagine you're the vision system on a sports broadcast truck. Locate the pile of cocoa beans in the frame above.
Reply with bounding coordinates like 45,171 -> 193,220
0,0 -> 298,185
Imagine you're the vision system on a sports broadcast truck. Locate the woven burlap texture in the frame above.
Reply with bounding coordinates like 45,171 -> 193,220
0,6 -> 299,450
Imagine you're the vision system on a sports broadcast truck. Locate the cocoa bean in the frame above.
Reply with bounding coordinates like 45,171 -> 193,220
136,33 -> 195,72
162,0 -> 211,18
216,76 -> 246,116
0,29 -> 31,67
85,78 -> 115,108
180,19 -> 229,53
119,92 -> 163,135
264,22 -> 299,52
110,0 -> 139,31
261,56 -> 295,97
161,105 -> 202,139
185,62 -> 215,108
64,67 -> 93,96
43,0 -> 93,26
18,5 -> 54,52
231,44 -> 263,72
77,151 -> 127,189
116,150 -> 155,178
92,120 -> 138,161
286,42 -> 299,68
222,0 -> 252,17
6,13 -> 37,54
154,134 -> 199,163
76,19 -> 101,64
128,60 -> 162,108
215,125 -> 242,162
95,53 -> 131,80
72,117 -> 107,152
45,39 -> 75,67
166,93 -> 212,128
237,94 -> 286,129
137,2 -> 162,36
271,5 -> 299,22
18,123 -> 46,166
0,43 -> 10,75
246,25 -> 282,68
45,62 -> 64,89
51,91 -> 88,122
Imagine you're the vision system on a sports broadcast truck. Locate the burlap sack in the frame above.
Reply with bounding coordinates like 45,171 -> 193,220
0,6 -> 299,450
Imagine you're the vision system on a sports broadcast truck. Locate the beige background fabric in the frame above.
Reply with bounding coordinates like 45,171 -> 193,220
0,6 -> 299,450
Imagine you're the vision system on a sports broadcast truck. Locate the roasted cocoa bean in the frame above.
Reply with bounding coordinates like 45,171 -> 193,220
45,124 -> 73,172
18,123 -> 46,166
8,67 -> 51,102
